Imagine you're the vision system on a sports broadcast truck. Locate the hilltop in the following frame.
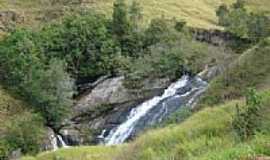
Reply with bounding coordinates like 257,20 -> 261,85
0,0 -> 269,30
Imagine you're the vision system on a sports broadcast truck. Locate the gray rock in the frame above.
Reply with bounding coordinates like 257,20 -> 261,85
8,149 -> 21,160
198,65 -> 223,82
66,76 -> 172,145
40,127 -> 57,151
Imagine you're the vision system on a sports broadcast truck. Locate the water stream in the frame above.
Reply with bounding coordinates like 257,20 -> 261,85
103,75 -> 207,145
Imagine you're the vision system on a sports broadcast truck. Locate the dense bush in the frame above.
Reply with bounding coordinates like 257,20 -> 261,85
0,30 -> 75,127
199,38 -> 270,107
233,89 -> 262,140
216,0 -> 270,42
24,59 -> 75,128
39,12 -> 119,79
0,112 -> 45,159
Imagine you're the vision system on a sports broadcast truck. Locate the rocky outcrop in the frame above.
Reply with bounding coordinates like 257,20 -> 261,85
191,28 -> 250,47
198,65 -> 224,82
60,76 -> 172,145
40,127 -> 57,151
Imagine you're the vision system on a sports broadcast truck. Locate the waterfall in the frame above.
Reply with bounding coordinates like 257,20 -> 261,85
57,135 -> 68,148
51,134 -> 69,151
98,129 -> 107,139
102,75 -> 207,145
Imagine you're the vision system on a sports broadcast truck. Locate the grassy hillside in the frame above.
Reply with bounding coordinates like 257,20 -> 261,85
0,0 -> 269,30
22,90 -> 270,160
0,86 -> 26,125
199,38 -> 270,107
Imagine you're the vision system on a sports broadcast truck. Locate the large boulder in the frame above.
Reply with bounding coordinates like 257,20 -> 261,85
40,127 -> 57,151
64,76 -> 171,145
73,76 -> 171,117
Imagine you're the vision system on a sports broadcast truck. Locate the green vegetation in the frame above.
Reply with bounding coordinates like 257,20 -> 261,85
0,1 -> 226,157
0,87 -> 46,159
1,0 -> 269,159
0,28 -> 75,127
22,90 -> 270,160
233,88 -> 262,141
199,38 -> 270,107
0,0 -> 217,129
1,0 -> 269,30
216,0 -> 270,42
1,112 -> 45,159
160,106 -> 192,127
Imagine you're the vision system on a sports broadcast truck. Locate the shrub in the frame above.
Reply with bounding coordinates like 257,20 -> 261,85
23,59 -> 75,128
2,112 -> 45,157
232,89 -> 262,140
216,1 -> 270,43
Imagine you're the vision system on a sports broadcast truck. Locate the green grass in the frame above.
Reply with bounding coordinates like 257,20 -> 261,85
0,86 -> 26,123
0,0 -> 269,30
199,38 -> 270,107
22,146 -> 122,160
23,90 -> 270,160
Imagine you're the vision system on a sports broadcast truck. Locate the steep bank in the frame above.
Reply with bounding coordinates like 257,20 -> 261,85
22,89 -> 270,160
199,38 -> 270,107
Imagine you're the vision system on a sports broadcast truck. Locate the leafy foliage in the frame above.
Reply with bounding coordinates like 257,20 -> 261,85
233,89 -> 262,140
199,38 -> 270,107
24,59 -> 75,128
0,29 -> 75,128
216,1 -> 270,42
1,112 -> 45,158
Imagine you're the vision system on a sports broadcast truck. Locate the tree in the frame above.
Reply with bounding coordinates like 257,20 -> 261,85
144,18 -> 170,47
174,20 -> 186,32
40,12 -> 116,80
24,59 -> 75,128
226,8 -> 250,38
129,0 -> 143,31
112,0 -> 131,39
247,13 -> 270,42
232,0 -> 245,9
216,4 -> 229,26
232,88 -> 262,140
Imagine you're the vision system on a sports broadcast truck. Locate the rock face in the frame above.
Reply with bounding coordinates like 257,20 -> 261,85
61,76 -> 171,145
198,65 -> 224,82
40,127 -> 57,151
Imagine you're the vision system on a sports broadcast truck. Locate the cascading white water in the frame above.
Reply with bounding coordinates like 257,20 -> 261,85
104,76 -> 190,145
98,129 -> 107,139
57,135 -> 68,148
50,134 -> 69,151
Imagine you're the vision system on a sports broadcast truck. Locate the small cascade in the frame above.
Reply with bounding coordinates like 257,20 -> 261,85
57,135 -> 69,148
102,75 -> 208,145
98,129 -> 107,139
104,76 -> 190,145
50,134 -> 69,151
